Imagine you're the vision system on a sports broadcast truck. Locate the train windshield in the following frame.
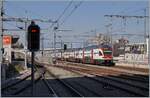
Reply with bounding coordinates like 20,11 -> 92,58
103,51 -> 112,55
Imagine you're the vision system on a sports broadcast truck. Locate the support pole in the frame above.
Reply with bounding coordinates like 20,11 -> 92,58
31,51 -> 35,96
42,37 -> 44,56
24,20 -> 28,69
144,8 -> 147,55
148,36 -> 150,65
54,31 -> 56,64
0,0 -> 3,64
61,39 -> 62,60
0,2 -> 4,96
148,8 -> 150,65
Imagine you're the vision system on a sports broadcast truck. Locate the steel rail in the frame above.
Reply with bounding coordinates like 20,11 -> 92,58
41,74 -> 58,97
55,64 -> 149,97
10,69 -> 46,95
46,70 -> 84,97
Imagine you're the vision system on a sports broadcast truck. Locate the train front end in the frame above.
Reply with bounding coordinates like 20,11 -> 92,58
93,45 -> 115,66
101,45 -> 115,66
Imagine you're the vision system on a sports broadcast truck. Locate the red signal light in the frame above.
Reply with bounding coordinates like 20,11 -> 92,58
31,29 -> 37,33
28,23 -> 40,51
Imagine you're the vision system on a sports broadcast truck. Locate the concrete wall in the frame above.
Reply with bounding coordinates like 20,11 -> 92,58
125,53 -> 148,64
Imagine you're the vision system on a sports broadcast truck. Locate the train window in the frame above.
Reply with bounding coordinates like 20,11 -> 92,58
94,52 -> 98,54
99,51 -> 102,56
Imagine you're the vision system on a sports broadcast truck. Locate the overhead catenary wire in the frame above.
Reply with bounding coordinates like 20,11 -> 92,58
60,1 -> 83,27
106,7 -> 149,30
118,7 -> 149,16
57,0 -> 74,22
3,13 -> 56,24
3,13 -> 51,32
50,0 -> 74,29
4,22 -> 24,29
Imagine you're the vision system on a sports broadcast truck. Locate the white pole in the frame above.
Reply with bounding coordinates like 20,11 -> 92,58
144,8 -> 147,55
24,20 -> 28,69
0,0 -> 3,96
148,36 -> 150,65
54,30 -> 56,64
146,38 -> 149,55
61,38 -> 62,59
147,27 -> 150,65
24,11 -> 28,69
0,0 -> 3,64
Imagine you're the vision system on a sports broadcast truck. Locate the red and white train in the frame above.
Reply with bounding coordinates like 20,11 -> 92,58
55,44 -> 115,66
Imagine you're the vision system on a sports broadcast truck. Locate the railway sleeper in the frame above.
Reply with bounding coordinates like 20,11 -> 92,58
62,67 -> 148,97
89,76 -> 148,97
46,70 -> 84,97
11,71 -> 45,96
106,75 -> 149,90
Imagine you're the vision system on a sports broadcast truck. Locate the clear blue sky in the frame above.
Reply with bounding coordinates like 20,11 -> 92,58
4,0 -> 149,49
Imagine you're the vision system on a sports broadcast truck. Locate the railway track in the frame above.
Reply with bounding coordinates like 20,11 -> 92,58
1,71 -> 31,91
59,61 -> 149,83
61,61 -> 149,75
41,75 -> 58,97
44,67 -> 84,97
2,67 -> 46,97
71,64 -> 148,83
44,65 -> 108,97
26,61 -> 149,97
52,63 -> 149,97
109,74 -> 149,83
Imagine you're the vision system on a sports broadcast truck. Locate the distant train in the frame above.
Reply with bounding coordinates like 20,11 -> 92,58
55,44 -> 115,66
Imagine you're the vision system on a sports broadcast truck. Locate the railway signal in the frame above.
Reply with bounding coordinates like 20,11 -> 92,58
27,21 -> 40,96
27,21 -> 40,51
64,44 -> 67,50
